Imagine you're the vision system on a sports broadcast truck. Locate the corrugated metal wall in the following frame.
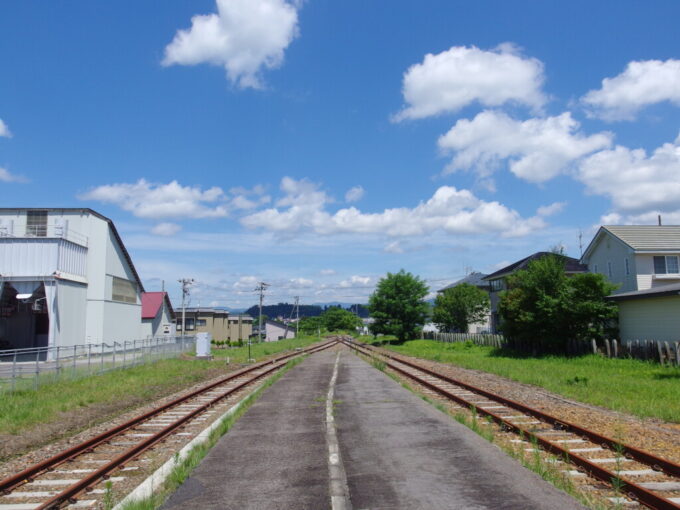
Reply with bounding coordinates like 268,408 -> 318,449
0,238 -> 87,277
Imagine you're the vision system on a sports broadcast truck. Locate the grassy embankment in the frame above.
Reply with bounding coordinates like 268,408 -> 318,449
365,337 -> 680,423
0,335 -> 325,437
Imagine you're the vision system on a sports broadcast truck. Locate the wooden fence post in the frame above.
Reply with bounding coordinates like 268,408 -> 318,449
591,339 -> 598,355
604,339 -> 611,358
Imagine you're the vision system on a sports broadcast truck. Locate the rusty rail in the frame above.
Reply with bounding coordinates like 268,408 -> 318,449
0,339 -> 338,507
346,341 -> 680,510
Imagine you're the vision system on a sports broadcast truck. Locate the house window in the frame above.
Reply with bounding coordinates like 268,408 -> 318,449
625,258 -> 630,276
26,210 -> 48,237
607,261 -> 612,278
490,279 -> 504,292
196,319 -> 207,327
654,256 -> 680,274
111,277 -> 137,303
593,264 -> 598,273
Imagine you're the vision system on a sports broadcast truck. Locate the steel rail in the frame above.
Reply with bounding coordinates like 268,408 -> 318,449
346,341 -> 680,510
0,339 -> 337,501
35,339 -> 339,509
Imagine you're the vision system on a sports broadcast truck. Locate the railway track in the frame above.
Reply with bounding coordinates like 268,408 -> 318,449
345,340 -> 680,510
0,339 -> 339,510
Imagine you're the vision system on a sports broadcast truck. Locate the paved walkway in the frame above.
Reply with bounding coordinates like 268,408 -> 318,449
162,349 -> 586,510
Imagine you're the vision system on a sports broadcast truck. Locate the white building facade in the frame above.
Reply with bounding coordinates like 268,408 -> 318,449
0,208 -> 144,349
581,226 -> 680,294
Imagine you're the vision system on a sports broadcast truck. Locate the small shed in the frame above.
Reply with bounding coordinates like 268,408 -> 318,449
607,283 -> 680,342
141,292 -> 175,338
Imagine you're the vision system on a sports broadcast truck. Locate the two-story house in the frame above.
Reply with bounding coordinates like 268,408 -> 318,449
0,208 -> 144,349
581,225 -> 680,341
483,252 -> 587,333
581,225 -> 680,293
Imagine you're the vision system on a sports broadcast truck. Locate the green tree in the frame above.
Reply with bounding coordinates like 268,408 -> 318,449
298,316 -> 324,335
432,283 -> 490,333
498,254 -> 617,351
322,307 -> 362,332
368,269 -> 429,342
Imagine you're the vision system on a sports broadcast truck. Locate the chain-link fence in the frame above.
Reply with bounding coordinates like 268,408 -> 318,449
0,336 -> 195,393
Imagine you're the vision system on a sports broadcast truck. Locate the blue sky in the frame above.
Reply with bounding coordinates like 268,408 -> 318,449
2,1 -> 680,309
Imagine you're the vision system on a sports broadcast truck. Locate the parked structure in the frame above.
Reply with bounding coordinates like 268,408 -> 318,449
176,308 -> 253,342
141,292 -> 175,338
227,314 -> 254,342
607,284 -> 680,342
0,208 -> 144,349
437,271 -> 491,333
581,225 -> 680,294
483,252 -> 587,333
262,319 -> 295,342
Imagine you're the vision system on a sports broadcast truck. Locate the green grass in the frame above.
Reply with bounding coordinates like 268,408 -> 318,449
210,335 -> 325,361
374,339 -> 680,423
0,358 -> 219,436
0,336 -> 326,437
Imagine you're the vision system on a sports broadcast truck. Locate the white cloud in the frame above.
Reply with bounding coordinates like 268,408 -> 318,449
438,111 -> 612,183
0,119 -> 11,138
162,0 -> 300,89
394,43 -> 547,121
582,59 -> 680,121
151,222 -> 182,236
0,168 -> 27,183
345,185 -> 364,203
80,179 -> 228,219
320,269 -> 336,276
233,275 -> 259,290
289,277 -> 313,287
536,202 -> 566,217
384,241 -> 404,254
339,275 -> 372,288
578,134 -> 680,214
241,177 -> 545,238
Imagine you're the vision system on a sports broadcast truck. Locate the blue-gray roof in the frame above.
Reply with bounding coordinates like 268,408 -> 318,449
438,272 -> 489,292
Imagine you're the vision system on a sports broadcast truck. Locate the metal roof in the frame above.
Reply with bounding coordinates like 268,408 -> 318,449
600,225 -> 680,251
438,272 -> 489,292
484,252 -> 587,281
606,282 -> 680,302
141,292 -> 175,320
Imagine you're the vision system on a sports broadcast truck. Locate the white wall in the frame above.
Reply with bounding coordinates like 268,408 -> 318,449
141,302 -> 174,338
617,296 -> 680,342
54,280 -> 87,348
265,322 -> 295,342
586,233 -> 636,293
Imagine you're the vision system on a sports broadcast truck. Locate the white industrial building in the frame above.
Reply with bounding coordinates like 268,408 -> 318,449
0,208 -> 145,349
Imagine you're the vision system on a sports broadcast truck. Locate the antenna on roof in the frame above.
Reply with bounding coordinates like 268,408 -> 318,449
578,230 -> 583,258
658,214 -> 662,226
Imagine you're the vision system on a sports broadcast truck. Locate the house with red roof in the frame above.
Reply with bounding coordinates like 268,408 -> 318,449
141,291 -> 176,339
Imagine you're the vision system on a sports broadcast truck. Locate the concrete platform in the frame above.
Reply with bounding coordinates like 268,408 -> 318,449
162,349 -> 586,510
335,353 -> 586,510
161,350 -> 335,510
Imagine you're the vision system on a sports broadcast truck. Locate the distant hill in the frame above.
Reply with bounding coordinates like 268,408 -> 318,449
244,302 -> 369,319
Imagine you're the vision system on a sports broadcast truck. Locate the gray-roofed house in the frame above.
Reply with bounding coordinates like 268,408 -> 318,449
483,252 -> 587,333
582,225 -> 680,342
437,272 -> 491,333
580,225 -> 680,294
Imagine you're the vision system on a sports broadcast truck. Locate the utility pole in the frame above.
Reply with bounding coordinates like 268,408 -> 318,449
294,296 -> 300,338
178,278 -> 194,338
254,282 -> 270,346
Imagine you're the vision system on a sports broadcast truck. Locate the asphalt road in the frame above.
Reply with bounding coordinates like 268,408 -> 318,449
161,348 -> 586,510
